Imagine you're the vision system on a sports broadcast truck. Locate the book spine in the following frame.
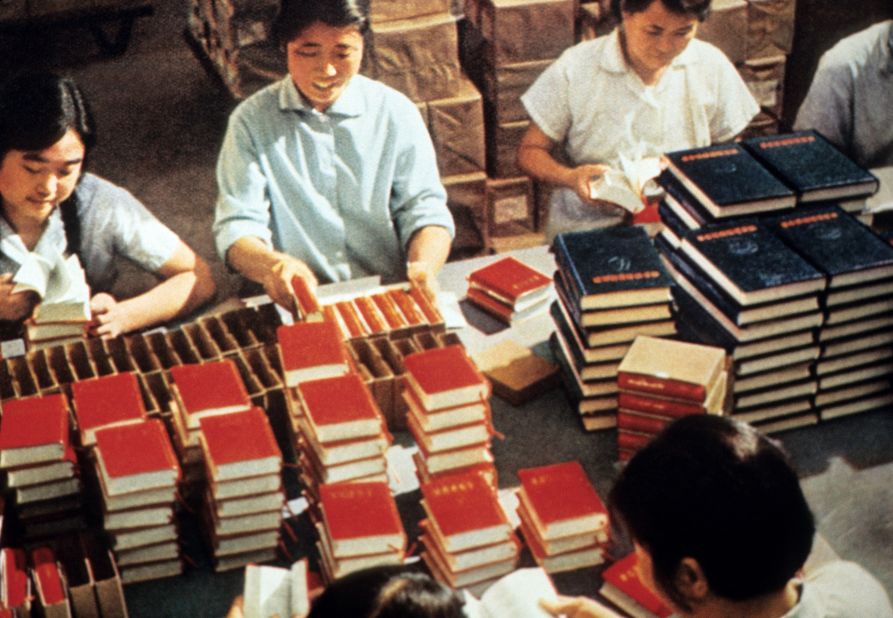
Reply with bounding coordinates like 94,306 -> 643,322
334,302 -> 367,339
387,289 -> 424,326
291,276 -> 322,320
409,283 -> 443,325
616,410 -> 670,435
354,297 -> 387,334
616,429 -> 653,452
372,293 -> 407,329
617,372 -> 707,402
617,392 -> 707,418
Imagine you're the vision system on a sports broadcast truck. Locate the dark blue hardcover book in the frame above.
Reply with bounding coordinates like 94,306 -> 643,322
657,170 -> 712,226
680,220 -> 826,306
657,201 -> 691,241
662,143 -> 796,218
742,130 -> 879,203
766,205 -> 893,288
551,226 -> 672,310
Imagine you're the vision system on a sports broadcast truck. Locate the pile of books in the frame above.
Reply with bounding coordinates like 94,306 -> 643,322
293,372 -> 391,499
600,552 -> 672,618
198,407 -> 286,571
91,418 -> 182,584
277,321 -> 351,389
616,336 -> 728,461
465,256 -> 553,325
0,393 -> 83,541
313,481 -> 406,583
515,461 -> 609,574
400,345 -> 497,483
419,470 -> 519,592
550,227 -> 676,431
767,205 -> 893,422
660,219 -> 826,433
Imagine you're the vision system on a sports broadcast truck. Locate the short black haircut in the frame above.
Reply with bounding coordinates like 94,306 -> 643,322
612,0 -> 711,22
272,0 -> 368,48
610,415 -> 814,611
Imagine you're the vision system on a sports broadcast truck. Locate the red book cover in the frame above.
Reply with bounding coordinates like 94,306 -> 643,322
467,256 -> 552,305
371,293 -> 407,329
94,418 -> 181,486
617,373 -> 707,403
517,461 -> 608,533
387,289 -> 424,326
353,296 -> 387,334
0,393 -> 69,451
617,392 -> 708,418
601,553 -> 672,618
298,373 -> 383,433
199,407 -> 281,467
616,410 -> 671,436
169,359 -> 251,414
421,471 -> 507,539
465,287 -> 515,325
292,275 -> 322,319
277,320 -> 349,375
617,429 -> 654,453
402,345 -> 489,410
409,282 -> 443,325
30,547 -> 66,605
71,372 -> 146,436
0,547 -> 29,609
334,301 -> 368,338
318,481 -> 404,543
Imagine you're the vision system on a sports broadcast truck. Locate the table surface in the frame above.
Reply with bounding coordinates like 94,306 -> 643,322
121,243 -> 893,616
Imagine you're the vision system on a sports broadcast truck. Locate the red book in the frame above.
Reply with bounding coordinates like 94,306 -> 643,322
94,418 -> 181,495
402,345 -> 490,410
169,360 -> 251,423
616,410 -> 671,436
353,296 -> 387,334
318,481 -> 406,557
30,547 -> 67,607
277,320 -> 350,387
199,407 -> 282,481
387,289 -> 424,326
291,275 -> 323,321
408,282 -> 443,325
617,392 -> 709,418
371,292 -> 406,329
71,372 -> 147,445
0,393 -> 69,467
420,470 -> 511,552
0,548 -> 29,611
467,256 -> 552,307
517,461 -> 608,540
465,287 -> 515,324
600,553 -> 672,618
617,336 -> 726,403
297,373 -> 384,443
334,301 -> 368,338
617,429 -> 654,453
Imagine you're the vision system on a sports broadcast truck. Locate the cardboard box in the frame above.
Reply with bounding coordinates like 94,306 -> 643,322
485,116 -> 529,178
740,54 -> 786,118
364,13 -> 463,101
473,0 -> 575,64
427,75 -> 486,177
443,172 -> 490,258
364,0 -> 452,23
746,0 -> 795,60
479,58 -> 551,124
697,0 -> 747,65
487,176 -> 536,237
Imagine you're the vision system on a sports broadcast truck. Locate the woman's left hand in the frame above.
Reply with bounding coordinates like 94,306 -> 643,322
89,293 -> 137,339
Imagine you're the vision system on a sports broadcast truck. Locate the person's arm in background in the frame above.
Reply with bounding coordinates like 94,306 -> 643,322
405,225 -> 452,294
90,241 -> 215,338
517,123 -> 612,206
793,52 -> 854,157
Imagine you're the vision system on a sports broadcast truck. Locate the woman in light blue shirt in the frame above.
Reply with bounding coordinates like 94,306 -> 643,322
213,0 -> 454,309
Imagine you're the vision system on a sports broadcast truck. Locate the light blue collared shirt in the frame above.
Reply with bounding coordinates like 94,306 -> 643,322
213,75 -> 454,285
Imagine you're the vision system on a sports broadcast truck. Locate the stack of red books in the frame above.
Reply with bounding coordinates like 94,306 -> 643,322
294,373 -> 391,502
92,418 -> 182,584
313,481 -> 406,583
600,552 -> 672,618
0,393 -> 83,540
616,336 -> 728,461
516,461 -> 609,574
198,407 -> 286,572
401,345 -> 496,483
419,470 -> 519,593
276,321 -> 352,389
71,372 -> 148,447
466,256 -> 553,325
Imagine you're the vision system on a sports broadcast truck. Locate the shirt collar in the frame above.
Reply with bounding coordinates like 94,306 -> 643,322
599,27 -> 698,75
277,76 -> 366,118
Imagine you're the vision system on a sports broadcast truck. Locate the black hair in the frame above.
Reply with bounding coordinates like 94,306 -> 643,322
308,565 -> 465,618
611,0 -> 711,22
0,71 -> 95,258
272,0 -> 369,48
609,415 -> 814,611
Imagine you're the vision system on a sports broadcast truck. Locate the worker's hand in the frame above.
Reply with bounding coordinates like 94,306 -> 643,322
406,260 -> 440,299
569,163 -> 613,206
90,293 -> 137,339
262,256 -> 318,313
0,273 -> 38,321
539,594 -> 624,618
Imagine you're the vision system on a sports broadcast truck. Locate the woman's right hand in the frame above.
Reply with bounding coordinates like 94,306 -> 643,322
0,273 -> 38,321
569,163 -> 613,206
261,256 -> 319,312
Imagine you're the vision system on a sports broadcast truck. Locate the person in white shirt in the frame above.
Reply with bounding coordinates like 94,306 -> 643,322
518,0 -> 758,240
